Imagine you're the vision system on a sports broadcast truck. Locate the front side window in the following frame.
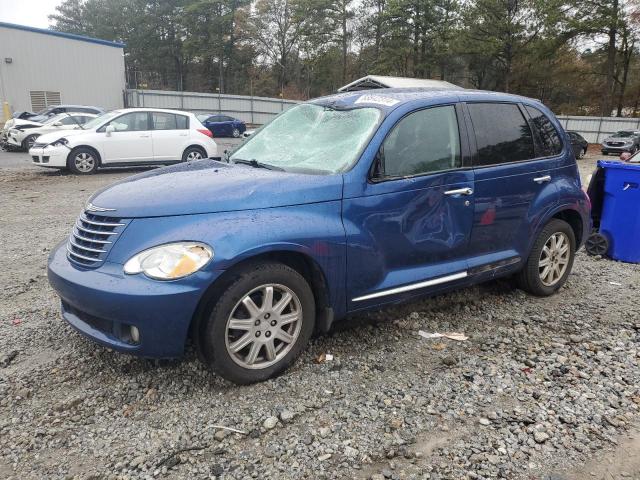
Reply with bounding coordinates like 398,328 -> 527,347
525,105 -> 563,157
468,103 -> 535,166
378,105 -> 461,178
108,112 -> 149,132
59,116 -> 80,126
230,103 -> 382,174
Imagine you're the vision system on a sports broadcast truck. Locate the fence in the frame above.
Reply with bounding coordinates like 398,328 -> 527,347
557,115 -> 640,144
125,89 -> 299,126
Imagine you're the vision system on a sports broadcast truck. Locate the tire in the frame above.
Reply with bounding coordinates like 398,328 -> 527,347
182,145 -> 207,162
232,128 -> 241,138
22,134 -> 38,151
67,147 -> 98,174
200,262 -> 316,384
516,219 -> 576,297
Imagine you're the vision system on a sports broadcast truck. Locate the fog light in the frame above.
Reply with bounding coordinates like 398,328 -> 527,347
130,326 -> 140,344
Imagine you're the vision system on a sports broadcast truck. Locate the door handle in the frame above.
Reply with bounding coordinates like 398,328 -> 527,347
533,175 -> 551,184
139,134 -> 150,138
444,187 -> 473,196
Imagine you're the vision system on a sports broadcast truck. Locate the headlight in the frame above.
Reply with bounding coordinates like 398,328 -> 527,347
124,242 -> 213,280
50,138 -> 68,147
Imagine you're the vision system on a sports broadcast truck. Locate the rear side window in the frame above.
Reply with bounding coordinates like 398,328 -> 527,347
525,106 -> 563,157
468,103 -> 535,166
380,105 -> 461,178
152,113 -> 189,130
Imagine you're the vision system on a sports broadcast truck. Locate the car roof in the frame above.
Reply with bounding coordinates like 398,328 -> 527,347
115,107 -> 195,115
48,105 -> 104,110
310,88 -> 543,113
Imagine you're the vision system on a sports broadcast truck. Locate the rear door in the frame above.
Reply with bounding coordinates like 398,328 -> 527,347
464,102 -> 560,270
151,112 -> 189,161
344,104 -> 475,309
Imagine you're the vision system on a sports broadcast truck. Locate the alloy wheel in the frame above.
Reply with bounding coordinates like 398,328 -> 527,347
74,152 -> 95,173
538,232 -> 570,286
225,284 -> 303,370
232,128 -> 240,138
187,150 -> 203,161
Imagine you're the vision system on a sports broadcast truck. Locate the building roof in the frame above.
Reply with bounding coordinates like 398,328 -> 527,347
0,22 -> 125,49
338,75 -> 462,92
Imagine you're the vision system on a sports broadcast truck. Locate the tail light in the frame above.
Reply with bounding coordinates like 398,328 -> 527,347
198,128 -> 213,138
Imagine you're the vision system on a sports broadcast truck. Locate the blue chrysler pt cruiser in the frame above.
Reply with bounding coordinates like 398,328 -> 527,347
48,88 -> 591,384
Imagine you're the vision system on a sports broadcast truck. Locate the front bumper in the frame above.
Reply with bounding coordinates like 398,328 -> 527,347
601,145 -> 635,154
29,145 -> 68,167
47,240 -> 221,358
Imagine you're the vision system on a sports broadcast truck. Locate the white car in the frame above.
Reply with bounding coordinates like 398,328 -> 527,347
29,108 -> 218,174
6,112 -> 98,150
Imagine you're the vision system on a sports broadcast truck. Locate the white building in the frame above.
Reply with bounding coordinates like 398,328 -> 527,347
0,22 -> 126,113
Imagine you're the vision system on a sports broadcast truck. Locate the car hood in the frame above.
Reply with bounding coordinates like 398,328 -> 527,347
36,129 -> 87,143
88,160 -> 344,218
605,136 -> 633,142
11,119 -> 45,129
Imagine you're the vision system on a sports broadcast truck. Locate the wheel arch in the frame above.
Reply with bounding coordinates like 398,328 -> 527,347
189,249 -> 334,355
550,208 -> 585,246
183,144 -> 208,157
67,144 -> 102,166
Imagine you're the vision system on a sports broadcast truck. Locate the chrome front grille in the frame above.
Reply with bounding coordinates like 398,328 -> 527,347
67,211 -> 129,267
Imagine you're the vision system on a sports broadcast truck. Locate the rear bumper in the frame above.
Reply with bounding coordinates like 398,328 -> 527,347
47,240 -> 221,358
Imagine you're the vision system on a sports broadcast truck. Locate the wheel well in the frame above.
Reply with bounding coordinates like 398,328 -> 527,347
552,209 -> 583,245
189,251 -> 333,345
68,145 -> 102,165
184,144 -> 207,156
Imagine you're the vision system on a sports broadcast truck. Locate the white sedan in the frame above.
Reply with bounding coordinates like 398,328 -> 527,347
29,108 -> 218,174
6,113 -> 97,150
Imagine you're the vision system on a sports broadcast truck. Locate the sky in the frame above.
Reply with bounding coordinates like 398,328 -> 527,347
0,0 -> 63,29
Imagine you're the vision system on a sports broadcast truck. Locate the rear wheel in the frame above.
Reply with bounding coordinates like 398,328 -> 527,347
200,262 -> 315,384
22,134 -> 38,151
67,147 -> 98,174
516,219 -> 576,296
182,146 -> 207,162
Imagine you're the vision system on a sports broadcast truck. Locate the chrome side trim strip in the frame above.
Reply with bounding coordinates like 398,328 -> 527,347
352,271 -> 468,302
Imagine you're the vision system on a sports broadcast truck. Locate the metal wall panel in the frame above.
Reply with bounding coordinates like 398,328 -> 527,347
0,26 -> 126,112
126,89 -> 298,125
557,115 -> 640,144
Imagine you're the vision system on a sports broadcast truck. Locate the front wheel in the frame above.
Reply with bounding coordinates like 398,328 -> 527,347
67,147 -> 98,174
22,134 -> 38,151
200,262 -> 316,384
516,219 -> 576,296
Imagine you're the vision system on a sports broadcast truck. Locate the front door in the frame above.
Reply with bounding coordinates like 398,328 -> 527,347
100,111 -> 153,163
343,104 -> 475,310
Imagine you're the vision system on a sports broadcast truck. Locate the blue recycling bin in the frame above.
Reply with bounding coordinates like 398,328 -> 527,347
597,160 -> 640,264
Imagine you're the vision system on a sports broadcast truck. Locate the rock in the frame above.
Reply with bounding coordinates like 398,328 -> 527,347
479,417 -> 491,426
442,355 -> 457,366
319,427 -> 331,438
344,446 -> 358,458
263,416 -> 278,430
534,431 -> 550,444
318,453 -> 332,461
280,409 -> 295,423
371,475 -> 385,480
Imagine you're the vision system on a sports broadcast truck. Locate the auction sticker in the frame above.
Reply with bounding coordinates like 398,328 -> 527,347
354,94 -> 400,107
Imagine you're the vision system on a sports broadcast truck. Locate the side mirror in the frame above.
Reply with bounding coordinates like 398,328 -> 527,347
105,125 -> 115,136
52,121 -> 63,127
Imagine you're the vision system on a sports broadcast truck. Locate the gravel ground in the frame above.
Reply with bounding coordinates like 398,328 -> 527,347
1,147 -> 639,480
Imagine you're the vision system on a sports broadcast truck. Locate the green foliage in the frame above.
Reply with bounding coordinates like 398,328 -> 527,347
49,0 -> 640,115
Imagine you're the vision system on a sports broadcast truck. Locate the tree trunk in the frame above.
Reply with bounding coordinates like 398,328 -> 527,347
602,0 -> 618,117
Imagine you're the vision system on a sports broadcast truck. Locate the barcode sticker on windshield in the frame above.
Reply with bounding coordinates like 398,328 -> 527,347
354,95 -> 400,107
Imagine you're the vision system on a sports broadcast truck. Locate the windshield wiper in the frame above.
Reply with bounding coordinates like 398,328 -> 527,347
233,158 -> 284,171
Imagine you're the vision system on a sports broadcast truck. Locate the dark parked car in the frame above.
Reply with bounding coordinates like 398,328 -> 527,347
197,114 -> 246,137
601,130 -> 640,155
567,131 -> 588,158
48,89 -> 590,384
